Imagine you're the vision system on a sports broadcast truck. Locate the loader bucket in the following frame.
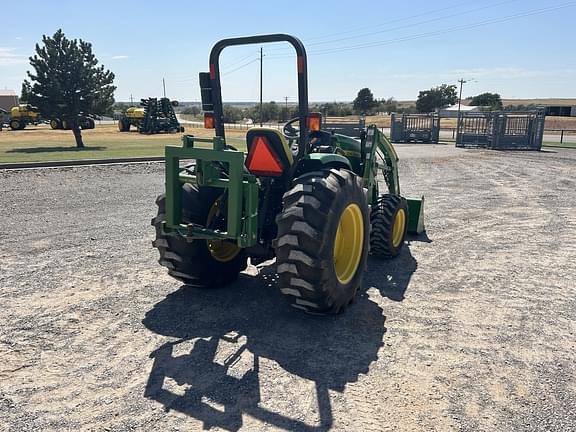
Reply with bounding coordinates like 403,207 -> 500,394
407,196 -> 425,234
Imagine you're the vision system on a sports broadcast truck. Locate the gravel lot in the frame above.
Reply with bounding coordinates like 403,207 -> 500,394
1,145 -> 575,431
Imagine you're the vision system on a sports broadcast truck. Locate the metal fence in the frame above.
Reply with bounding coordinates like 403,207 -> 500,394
177,116 -> 575,147
456,110 -> 546,150
323,120 -> 365,138
390,113 -> 440,143
454,113 -> 492,148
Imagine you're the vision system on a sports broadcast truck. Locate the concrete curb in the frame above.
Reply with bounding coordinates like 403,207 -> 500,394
0,156 -> 166,170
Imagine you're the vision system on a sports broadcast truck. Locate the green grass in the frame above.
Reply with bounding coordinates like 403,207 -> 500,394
0,128 -> 248,164
0,139 -> 172,163
542,141 -> 576,149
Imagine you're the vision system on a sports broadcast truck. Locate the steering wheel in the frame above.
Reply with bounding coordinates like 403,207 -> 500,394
282,117 -> 301,155
282,117 -> 300,139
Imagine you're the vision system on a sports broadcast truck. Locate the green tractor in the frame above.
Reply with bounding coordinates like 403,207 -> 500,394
152,34 -> 425,314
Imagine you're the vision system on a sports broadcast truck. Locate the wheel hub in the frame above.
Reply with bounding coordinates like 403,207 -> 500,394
333,203 -> 364,284
392,208 -> 406,248
206,201 -> 241,263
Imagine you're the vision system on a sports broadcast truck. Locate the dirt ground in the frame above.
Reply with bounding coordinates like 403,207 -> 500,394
0,145 -> 575,431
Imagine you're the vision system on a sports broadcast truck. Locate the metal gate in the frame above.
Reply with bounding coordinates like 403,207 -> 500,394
456,110 -> 545,151
390,113 -> 440,143
324,118 -> 365,138
490,111 -> 545,150
455,113 -> 492,148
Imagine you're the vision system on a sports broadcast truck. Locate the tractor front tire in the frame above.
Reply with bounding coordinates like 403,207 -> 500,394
275,169 -> 369,314
370,194 -> 408,258
50,119 -> 62,129
152,184 -> 247,288
9,120 -> 21,130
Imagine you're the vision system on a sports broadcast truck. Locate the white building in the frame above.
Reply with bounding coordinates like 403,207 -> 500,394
437,104 -> 481,118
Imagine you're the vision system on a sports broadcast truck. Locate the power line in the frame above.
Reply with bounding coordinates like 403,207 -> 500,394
264,0 -> 516,54
266,2 -> 575,58
264,0 -> 467,51
221,51 -> 258,70
221,57 -> 259,76
305,0 -> 519,48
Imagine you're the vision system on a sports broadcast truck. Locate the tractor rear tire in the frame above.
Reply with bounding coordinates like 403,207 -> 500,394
152,184 -> 247,288
118,119 -> 128,132
370,194 -> 408,258
9,120 -> 21,130
274,168 -> 369,314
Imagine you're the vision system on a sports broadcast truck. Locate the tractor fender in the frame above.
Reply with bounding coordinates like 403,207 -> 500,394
295,153 -> 352,175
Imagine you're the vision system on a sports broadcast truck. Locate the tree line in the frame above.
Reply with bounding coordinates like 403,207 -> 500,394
18,28 -> 510,148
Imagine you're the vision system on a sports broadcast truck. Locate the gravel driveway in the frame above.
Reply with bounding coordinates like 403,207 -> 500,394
1,145 -> 575,431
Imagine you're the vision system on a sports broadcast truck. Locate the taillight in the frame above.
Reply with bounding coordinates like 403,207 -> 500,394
204,112 -> 215,129
307,112 -> 322,131
245,136 -> 284,177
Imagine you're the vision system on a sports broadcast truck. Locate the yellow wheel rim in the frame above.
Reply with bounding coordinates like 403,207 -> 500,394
333,203 -> 364,284
206,202 -> 241,263
392,208 -> 407,248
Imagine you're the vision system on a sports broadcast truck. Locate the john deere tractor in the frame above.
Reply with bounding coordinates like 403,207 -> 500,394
152,34 -> 425,314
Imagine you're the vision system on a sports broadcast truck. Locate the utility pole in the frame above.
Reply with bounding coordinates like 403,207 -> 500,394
162,78 -> 167,99
130,94 -> 133,106
259,47 -> 263,126
284,96 -> 289,121
457,78 -> 467,120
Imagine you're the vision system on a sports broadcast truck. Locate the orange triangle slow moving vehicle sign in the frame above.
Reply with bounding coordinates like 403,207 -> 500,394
246,136 -> 284,176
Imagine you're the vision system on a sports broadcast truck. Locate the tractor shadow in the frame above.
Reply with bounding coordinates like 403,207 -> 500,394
6,146 -> 105,153
365,244 -> 418,302
143,245 -> 418,431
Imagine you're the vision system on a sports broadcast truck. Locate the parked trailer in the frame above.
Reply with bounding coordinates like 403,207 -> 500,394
118,107 -> 145,132
7,105 -> 96,131
390,113 -> 440,143
456,110 -> 545,151
50,116 -> 95,130
8,104 -> 40,130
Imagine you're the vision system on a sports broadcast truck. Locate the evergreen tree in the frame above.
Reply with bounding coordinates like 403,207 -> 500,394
20,81 -> 32,103
25,29 -> 115,147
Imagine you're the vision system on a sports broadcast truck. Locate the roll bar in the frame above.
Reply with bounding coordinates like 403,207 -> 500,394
202,34 -> 309,159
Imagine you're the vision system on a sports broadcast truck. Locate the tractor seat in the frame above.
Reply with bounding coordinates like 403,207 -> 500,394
245,128 -> 294,176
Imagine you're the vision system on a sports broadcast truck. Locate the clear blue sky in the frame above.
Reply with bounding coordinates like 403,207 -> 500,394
1,0 -> 575,103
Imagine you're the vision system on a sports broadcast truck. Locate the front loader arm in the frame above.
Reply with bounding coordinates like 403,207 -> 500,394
362,125 -> 401,196
362,125 -> 425,234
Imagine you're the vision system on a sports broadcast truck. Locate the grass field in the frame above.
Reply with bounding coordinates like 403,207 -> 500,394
0,124 -> 248,163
